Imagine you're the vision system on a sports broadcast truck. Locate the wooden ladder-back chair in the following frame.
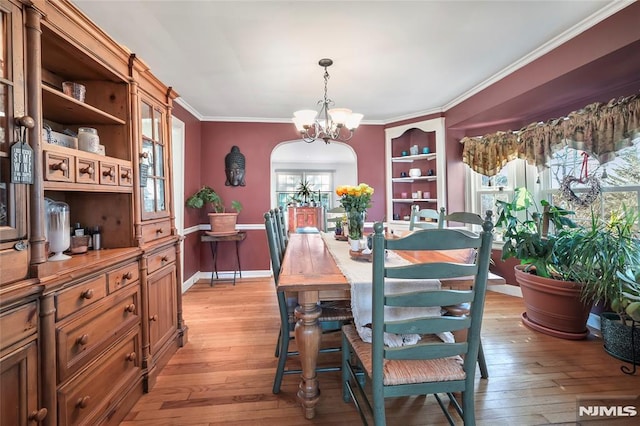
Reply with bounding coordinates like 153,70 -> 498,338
276,206 -> 288,248
409,205 -> 446,230
271,208 -> 287,259
324,206 -> 346,232
263,212 -> 353,394
342,212 -> 494,426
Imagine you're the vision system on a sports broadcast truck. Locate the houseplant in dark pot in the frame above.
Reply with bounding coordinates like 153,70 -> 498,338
186,185 -> 243,235
495,187 -> 589,339
603,266 -> 640,367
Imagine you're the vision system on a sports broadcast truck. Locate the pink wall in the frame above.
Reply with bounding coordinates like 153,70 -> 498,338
192,122 -> 385,274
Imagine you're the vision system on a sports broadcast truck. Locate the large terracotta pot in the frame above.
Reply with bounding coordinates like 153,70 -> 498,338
208,212 -> 238,235
514,265 -> 592,340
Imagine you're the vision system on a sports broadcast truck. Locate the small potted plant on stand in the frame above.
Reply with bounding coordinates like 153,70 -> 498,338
186,185 -> 243,235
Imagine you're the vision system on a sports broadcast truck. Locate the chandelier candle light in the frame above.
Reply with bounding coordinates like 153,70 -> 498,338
336,183 -> 374,250
293,58 -> 364,144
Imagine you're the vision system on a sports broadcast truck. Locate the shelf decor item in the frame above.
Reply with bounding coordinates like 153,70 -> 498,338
336,183 -> 374,242
46,200 -> 71,261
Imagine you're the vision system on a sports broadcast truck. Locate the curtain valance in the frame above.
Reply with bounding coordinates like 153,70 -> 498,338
460,94 -> 640,176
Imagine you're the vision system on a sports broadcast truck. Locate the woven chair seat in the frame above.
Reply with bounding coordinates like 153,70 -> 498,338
342,324 -> 465,386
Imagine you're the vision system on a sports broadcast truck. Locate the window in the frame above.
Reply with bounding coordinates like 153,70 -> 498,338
275,170 -> 334,209
465,136 -> 640,231
543,136 -> 640,226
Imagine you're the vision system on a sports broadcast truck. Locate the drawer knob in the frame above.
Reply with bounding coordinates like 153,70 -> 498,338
121,170 -> 132,179
124,271 -> 133,280
125,304 -> 136,313
76,396 -> 90,409
80,166 -> 94,175
149,315 -> 158,322
28,407 -> 48,422
156,228 -> 164,234
76,334 -> 89,346
126,352 -> 136,362
103,169 -> 115,178
80,289 -> 94,299
161,256 -> 169,263
50,162 -> 68,172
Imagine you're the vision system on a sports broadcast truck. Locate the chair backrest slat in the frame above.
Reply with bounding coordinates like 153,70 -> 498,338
385,316 -> 472,335
385,289 -> 474,308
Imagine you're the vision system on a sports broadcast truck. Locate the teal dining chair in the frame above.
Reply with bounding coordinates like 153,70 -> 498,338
324,206 -> 346,232
263,212 -> 353,394
408,205 -> 446,230
342,212 -> 494,426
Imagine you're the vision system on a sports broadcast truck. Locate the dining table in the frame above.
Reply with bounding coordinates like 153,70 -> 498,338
277,231 -> 505,419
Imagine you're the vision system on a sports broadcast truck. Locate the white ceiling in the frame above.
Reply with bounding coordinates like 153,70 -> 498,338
73,0 -> 629,124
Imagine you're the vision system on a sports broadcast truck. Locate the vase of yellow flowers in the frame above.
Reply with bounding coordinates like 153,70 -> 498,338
336,183 -> 374,248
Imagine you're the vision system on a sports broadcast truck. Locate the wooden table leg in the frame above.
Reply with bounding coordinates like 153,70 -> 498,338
294,290 -> 321,419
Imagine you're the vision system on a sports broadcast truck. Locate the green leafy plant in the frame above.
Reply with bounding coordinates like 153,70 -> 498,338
186,186 -> 242,213
616,267 -> 640,323
295,180 -> 314,204
495,187 -> 577,279
553,206 -> 640,305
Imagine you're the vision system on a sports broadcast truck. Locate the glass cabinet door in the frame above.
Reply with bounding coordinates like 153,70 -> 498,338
0,0 -> 27,246
140,98 -> 169,220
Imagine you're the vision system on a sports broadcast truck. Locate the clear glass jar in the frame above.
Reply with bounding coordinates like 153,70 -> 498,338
78,127 -> 100,153
46,200 -> 71,261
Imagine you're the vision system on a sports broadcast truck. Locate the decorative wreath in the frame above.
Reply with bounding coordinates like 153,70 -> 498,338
560,175 -> 601,207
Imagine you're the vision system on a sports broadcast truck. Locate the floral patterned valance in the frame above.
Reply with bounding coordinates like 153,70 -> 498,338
460,94 -> 640,176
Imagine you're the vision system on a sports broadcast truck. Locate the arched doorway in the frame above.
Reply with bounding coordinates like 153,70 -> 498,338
270,140 -> 357,209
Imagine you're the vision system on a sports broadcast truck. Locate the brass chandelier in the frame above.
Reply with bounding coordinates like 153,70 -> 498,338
293,58 -> 363,144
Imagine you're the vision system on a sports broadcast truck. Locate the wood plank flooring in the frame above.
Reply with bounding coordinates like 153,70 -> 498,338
121,278 -> 640,425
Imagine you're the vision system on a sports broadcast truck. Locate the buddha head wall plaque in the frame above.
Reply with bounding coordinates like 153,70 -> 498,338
225,145 -> 246,186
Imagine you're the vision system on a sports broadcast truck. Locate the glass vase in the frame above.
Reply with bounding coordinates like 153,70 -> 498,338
347,210 -> 365,241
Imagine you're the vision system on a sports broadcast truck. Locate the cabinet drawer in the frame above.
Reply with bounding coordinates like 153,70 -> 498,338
57,285 -> 140,383
99,161 -> 118,185
119,164 -> 133,186
107,261 -> 140,294
140,219 -> 172,244
57,328 -> 141,426
56,275 -> 107,321
75,156 -> 99,184
0,302 -> 38,349
0,248 -> 28,287
44,150 -> 74,182
147,247 -> 176,275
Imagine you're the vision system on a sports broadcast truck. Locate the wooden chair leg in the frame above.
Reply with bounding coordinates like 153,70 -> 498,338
478,340 -> 489,379
273,324 -> 290,393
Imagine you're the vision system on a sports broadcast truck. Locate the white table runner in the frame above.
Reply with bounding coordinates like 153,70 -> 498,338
321,233 -> 449,347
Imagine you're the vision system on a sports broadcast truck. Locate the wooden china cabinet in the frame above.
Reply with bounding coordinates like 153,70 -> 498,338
0,1 -> 186,425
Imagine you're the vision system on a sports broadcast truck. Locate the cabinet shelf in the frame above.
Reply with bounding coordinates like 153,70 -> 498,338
391,176 -> 437,183
392,198 -> 436,203
391,153 -> 437,162
42,85 -> 126,125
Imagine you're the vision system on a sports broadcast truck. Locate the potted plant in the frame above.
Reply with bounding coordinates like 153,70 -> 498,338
186,185 -> 243,234
495,187 -> 590,339
600,267 -> 640,366
295,180 -> 314,205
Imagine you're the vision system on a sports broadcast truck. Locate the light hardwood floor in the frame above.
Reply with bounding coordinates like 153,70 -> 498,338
121,279 -> 639,425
